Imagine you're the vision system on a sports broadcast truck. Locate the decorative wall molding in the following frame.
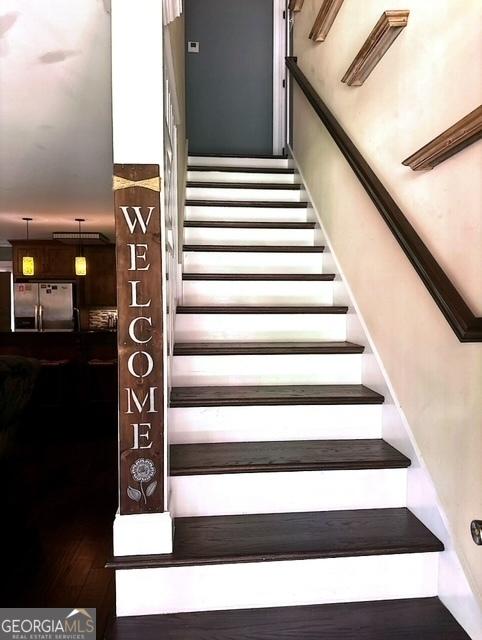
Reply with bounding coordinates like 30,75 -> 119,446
289,0 -> 305,12
342,10 -> 409,86
309,0 -> 345,42
286,57 -> 482,342
114,163 -> 166,515
403,105 -> 482,170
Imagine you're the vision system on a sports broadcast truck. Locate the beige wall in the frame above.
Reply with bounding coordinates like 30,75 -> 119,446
292,0 -> 482,601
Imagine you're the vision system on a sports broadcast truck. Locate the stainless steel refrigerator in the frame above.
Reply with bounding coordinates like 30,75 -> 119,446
14,282 -> 74,331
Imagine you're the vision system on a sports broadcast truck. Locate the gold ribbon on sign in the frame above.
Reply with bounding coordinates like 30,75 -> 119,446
113,175 -> 162,192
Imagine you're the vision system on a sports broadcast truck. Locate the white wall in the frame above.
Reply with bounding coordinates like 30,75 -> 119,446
0,0 -> 113,243
292,0 -> 482,607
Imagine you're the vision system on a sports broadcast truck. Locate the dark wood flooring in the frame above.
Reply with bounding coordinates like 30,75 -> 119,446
170,384 -> 385,407
173,341 -> 363,355
183,244 -> 324,252
108,508 -> 443,570
170,439 -> 410,475
184,220 -> 314,228
176,305 -> 349,314
107,597 -> 470,639
0,401 -> 117,638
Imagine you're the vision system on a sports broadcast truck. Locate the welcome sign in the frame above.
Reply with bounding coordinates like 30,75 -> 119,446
114,164 -> 165,515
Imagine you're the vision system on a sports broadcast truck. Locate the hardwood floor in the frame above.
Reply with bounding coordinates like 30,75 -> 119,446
170,439 -> 410,475
0,402 -> 117,638
108,508 -> 443,570
170,383 -> 385,407
107,597 -> 471,639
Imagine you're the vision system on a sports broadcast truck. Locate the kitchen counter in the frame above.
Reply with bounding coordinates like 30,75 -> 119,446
0,330 -> 117,363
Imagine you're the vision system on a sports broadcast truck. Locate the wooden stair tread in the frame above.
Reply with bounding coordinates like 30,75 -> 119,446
173,341 -> 364,355
108,508 -> 443,569
189,153 -> 288,159
170,384 -> 384,407
185,200 -> 309,208
184,220 -> 315,228
106,598 -> 470,639
170,439 -> 410,475
182,273 -> 334,281
183,244 -> 324,253
188,165 -> 297,174
187,181 -> 303,190
177,305 -> 349,314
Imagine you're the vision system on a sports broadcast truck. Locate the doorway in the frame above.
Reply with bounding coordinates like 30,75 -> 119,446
185,0 -> 285,156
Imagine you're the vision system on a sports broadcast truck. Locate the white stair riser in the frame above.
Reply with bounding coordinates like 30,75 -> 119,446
188,156 -> 293,168
168,405 -> 383,444
115,553 -> 439,616
172,353 -> 362,386
182,281 -> 333,305
175,313 -> 347,342
185,205 -> 312,223
186,187 -> 305,202
187,171 -> 298,184
184,227 -> 316,246
183,251 -> 324,274
170,469 -> 406,517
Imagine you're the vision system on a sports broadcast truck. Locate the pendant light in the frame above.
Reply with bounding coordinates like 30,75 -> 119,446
22,217 -> 35,276
74,218 -> 87,276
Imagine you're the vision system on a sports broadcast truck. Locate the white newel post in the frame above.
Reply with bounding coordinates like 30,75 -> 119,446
111,0 -> 173,557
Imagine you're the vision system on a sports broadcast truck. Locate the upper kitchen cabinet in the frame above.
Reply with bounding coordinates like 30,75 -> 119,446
11,241 -> 77,279
81,245 -> 117,307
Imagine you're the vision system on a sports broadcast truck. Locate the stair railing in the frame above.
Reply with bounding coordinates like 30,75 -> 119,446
286,56 -> 482,343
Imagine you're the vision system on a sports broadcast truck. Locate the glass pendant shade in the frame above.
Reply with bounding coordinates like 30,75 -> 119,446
22,256 -> 35,276
75,255 -> 87,276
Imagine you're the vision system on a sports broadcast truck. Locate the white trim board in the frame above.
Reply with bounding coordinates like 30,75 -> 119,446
289,144 -> 482,640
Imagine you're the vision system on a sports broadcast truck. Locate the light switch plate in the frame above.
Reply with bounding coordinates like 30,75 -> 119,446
188,41 -> 200,53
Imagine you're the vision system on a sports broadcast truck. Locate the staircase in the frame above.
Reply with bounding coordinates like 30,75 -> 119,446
109,155 -> 471,638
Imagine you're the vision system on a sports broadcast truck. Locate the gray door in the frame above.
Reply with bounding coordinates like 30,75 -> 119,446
186,0 -> 274,155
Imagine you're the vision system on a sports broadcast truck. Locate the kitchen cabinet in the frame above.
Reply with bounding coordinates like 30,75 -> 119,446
10,241 -> 117,307
11,241 -> 76,279
81,246 -> 117,307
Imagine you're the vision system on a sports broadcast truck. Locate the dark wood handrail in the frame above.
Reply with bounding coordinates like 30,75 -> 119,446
286,56 -> 482,342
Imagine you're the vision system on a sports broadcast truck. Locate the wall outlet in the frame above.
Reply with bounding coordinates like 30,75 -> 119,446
188,41 -> 200,53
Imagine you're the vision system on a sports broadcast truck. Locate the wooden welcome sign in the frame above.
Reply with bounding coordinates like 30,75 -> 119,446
114,164 -> 165,515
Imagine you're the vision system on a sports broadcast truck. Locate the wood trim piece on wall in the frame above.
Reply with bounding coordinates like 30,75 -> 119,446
309,0 -> 345,42
403,105 -> 482,170
289,0 -> 305,12
341,10 -> 409,86
114,163 -> 166,515
286,57 -> 482,342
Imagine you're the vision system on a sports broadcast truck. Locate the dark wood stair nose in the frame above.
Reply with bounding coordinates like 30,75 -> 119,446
106,597 -> 471,639
187,181 -> 304,190
182,273 -> 333,281
185,200 -> 309,208
107,508 -> 444,570
188,165 -> 297,174
173,341 -> 364,355
183,244 -> 324,253
184,220 -> 315,228
170,439 -> 410,476
170,384 -> 384,408
176,305 -> 349,314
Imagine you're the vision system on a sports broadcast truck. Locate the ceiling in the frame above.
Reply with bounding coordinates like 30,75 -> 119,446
0,0 -> 113,246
